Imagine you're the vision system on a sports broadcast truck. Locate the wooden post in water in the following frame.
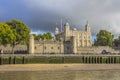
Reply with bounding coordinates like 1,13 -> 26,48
89,56 -> 91,64
95,56 -> 97,64
9,57 -> 12,64
98,56 -> 100,64
109,56 -> 111,64
111,56 -> 113,64
87,57 -> 89,64
0,57 -> 2,65
13,56 -> 16,64
88,56 -> 89,64
93,57 -> 95,64
85,57 -> 86,63
100,57 -> 102,64
112,56 -> 114,64
96,56 -> 97,64
83,56 -> 85,63
92,56 -> 94,64
119,57 -> 120,63
22,56 -> 25,64
106,57 -> 108,64
62,57 -> 64,63
114,57 -> 116,64
83,56 -> 84,63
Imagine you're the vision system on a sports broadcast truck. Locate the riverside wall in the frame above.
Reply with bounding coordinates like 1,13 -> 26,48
0,44 -> 119,54
0,55 -> 120,64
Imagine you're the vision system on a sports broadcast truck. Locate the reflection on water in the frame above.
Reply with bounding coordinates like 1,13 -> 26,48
0,70 -> 120,80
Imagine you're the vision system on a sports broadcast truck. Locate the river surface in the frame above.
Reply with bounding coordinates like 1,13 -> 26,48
0,70 -> 120,80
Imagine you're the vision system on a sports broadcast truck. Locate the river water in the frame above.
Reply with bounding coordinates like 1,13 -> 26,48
0,70 -> 120,80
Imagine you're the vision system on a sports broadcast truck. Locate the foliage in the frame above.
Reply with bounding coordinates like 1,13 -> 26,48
6,19 -> 30,53
94,30 -> 114,46
7,19 -> 30,46
34,32 -> 52,41
114,35 -> 120,47
0,22 -> 16,46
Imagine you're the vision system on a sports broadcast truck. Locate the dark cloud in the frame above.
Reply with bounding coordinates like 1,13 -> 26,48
0,0 -> 120,37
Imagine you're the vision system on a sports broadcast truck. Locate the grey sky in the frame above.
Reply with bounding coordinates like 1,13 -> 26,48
0,0 -> 120,37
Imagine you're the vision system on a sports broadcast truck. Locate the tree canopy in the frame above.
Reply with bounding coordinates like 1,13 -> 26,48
34,32 -> 53,41
114,35 -> 120,47
0,22 -> 16,46
5,19 -> 30,53
94,30 -> 114,46
7,19 -> 30,45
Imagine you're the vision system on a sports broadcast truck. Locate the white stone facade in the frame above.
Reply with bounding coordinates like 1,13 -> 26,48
29,22 -> 93,54
55,22 -> 92,47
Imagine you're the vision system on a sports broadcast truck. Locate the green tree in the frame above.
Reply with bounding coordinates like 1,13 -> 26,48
34,32 -> 52,41
7,19 -> 30,53
0,22 -> 16,46
114,35 -> 120,47
43,32 -> 52,40
94,30 -> 114,46
34,34 -> 43,41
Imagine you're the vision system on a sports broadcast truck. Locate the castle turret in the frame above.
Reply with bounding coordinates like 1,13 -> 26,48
29,34 -> 34,54
64,22 -> 70,41
71,36 -> 77,53
85,21 -> 91,32
85,21 -> 92,46
54,27 -> 59,35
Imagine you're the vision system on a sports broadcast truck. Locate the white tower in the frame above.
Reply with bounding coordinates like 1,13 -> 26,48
64,22 -> 70,41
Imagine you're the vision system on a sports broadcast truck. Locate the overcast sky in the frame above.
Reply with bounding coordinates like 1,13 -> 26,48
0,0 -> 120,37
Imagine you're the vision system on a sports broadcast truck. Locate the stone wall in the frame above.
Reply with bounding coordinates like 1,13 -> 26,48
0,44 -> 27,54
0,43 -> 119,54
34,41 -> 64,54
77,46 -> 120,54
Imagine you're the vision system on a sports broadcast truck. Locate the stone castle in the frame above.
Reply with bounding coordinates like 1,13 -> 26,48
0,21 -> 119,54
28,21 -> 119,54
29,21 -> 92,54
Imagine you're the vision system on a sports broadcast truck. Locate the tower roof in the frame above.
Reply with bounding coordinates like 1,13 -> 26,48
64,22 -> 70,26
85,20 -> 89,27
55,27 -> 59,31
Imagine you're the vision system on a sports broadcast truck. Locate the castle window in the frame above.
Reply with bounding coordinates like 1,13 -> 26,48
67,46 -> 69,50
35,46 -> 37,49
44,46 -> 46,49
80,40 -> 82,42
58,47 -> 60,50
51,47 -> 53,49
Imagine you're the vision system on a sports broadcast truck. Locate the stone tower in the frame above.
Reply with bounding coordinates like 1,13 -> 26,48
64,22 -> 70,41
55,27 -> 59,35
71,36 -> 77,53
29,34 -> 34,54
85,21 -> 92,46
85,21 -> 91,32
